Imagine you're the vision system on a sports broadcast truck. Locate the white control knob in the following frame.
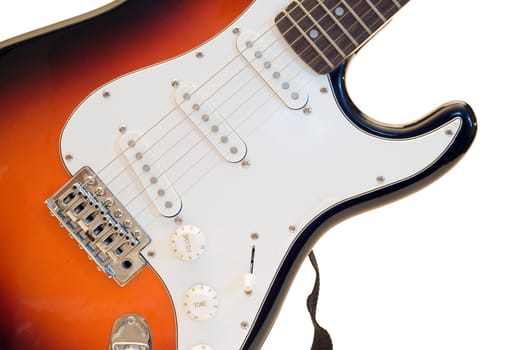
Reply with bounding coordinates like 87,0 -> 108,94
171,225 -> 205,260
184,284 -> 219,320
190,345 -> 214,350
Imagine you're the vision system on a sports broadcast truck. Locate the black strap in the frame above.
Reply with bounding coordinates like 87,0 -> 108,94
307,251 -> 333,350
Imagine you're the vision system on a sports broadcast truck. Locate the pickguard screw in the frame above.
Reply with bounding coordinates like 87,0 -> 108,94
232,27 -> 241,34
196,51 -> 204,59
119,125 -> 127,134
65,154 -> 73,161
251,232 -> 259,240
445,129 -> 454,136
303,106 -> 312,115
240,321 -> 249,329
171,80 -> 180,87
147,251 -> 156,258
320,87 -> 328,93
241,160 -> 251,168
376,176 -> 386,184
174,217 -> 183,225
102,91 -> 111,98
288,225 -> 297,233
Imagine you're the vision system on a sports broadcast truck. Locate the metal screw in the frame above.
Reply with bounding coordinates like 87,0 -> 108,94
174,217 -> 183,225
124,219 -> 132,228
171,80 -> 180,87
105,197 -> 114,206
288,225 -> 297,233
65,154 -> 73,161
86,176 -> 96,185
376,176 -> 386,183
95,187 -> 105,196
147,250 -> 156,258
127,316 -> 136,324
196,51 -> 204,59
102,91 -> 111,98
230,146 -> 238,154
119,125 -> 127,134
232,27 -> 240,34
445,129 -> 454,136
251,232 -> 259,240
320,86 -> 329,93
128,140 -> 136,148
240,321 -> 249,329
303,106 -> 312,115
241,160 -> 251,168
114,209 -> 123,218
165,201 -> 173,209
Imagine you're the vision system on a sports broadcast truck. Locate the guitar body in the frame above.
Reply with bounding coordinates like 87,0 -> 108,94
0,1 -> 476,349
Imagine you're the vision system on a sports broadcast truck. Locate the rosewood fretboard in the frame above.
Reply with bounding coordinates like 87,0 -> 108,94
275,0 -> 409,74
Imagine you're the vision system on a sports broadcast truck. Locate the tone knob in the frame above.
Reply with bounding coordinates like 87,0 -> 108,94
190,344 -> 214,350
183,284 -> 219,321
171,225 -> 205,260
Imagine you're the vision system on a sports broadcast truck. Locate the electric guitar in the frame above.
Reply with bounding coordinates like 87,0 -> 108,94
0,0 -> 477,349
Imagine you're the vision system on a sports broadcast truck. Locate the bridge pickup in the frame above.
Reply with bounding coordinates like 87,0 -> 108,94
45,167 -> 151,286
175,83 -> 247,163
236,30 -> 308,110
119,131 -> 181,217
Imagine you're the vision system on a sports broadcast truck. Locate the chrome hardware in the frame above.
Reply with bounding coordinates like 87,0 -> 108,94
109,314 -> 152,350
45,166 -> 151,286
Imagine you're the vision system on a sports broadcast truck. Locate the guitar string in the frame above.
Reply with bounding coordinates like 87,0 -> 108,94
128,0 -> 405,219
98,0 -> 383,194
104,0 -> 397,217
97,0 -> 380,187
85,0 -> 399,217
123,0 -> 400,218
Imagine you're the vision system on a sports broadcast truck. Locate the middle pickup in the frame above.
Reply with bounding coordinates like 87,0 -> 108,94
175,83 -> 247,163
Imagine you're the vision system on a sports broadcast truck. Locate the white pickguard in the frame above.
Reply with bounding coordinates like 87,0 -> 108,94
60,1 -> 462,349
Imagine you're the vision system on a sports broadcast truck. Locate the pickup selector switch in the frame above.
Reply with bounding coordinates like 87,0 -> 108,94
171,225 -> 205,261
184,284 -> 219,320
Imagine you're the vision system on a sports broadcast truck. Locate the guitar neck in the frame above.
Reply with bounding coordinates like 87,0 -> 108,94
276,0 -> 410,74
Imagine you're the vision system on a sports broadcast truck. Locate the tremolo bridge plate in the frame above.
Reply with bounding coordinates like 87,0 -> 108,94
45,167 -> 150,286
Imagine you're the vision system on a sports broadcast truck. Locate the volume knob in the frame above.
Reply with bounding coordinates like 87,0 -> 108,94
171,225 -> 205,261
184,284 -> 219,320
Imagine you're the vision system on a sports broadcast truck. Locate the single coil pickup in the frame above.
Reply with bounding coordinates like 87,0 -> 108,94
236,30 -> 308,110
174,83 -> 248,163
120,131 -> 182,217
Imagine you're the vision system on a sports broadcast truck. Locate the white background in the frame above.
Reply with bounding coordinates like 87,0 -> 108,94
1,1 -> 522,349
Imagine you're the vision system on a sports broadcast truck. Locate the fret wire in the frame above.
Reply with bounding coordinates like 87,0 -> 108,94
372,0 -> 402,20
340,0 -> 372,34
317,0 -> 359,47
365,0 -> 387,22
392,0 -> 401,8
306,0 -> 398,71
275,0 -> 409,73
296,1 -> 347,58
282,6 -> 336,70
